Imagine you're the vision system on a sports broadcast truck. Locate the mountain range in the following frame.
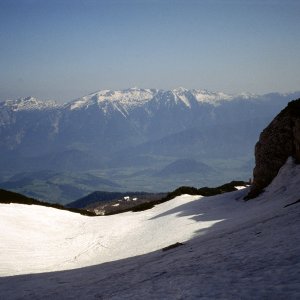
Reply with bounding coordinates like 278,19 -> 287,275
1,88 -> 300,203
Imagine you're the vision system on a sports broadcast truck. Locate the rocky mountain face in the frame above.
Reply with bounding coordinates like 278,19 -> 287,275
247,99 -> 300,199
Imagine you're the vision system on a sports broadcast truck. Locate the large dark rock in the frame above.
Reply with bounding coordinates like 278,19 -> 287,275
246,99 -> 300,199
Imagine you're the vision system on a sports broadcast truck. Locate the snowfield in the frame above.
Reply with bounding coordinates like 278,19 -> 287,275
0,158 -> 300,299
0,194 -> 212,276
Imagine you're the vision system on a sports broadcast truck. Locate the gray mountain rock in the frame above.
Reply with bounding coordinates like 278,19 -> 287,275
247,99 -> 300,198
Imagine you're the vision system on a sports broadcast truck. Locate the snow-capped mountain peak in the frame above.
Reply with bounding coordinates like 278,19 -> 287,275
171,88 -> 193,108
2,96 -> 59,111
62,87 -> 300,113
169,87 -> 234,107
191,89 -> 233,104
68,88 -> 159,111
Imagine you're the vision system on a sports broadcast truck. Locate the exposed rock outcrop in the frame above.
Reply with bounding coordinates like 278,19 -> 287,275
246,99 -> 300,199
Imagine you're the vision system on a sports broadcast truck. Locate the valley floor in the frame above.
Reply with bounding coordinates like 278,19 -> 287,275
0,159 -> 300,299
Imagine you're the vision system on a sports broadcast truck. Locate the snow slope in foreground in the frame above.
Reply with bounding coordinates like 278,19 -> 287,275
0,193 -> 210,276
0,158 -> 300,299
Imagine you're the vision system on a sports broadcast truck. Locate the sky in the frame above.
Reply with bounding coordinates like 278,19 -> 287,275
0,0 -> 300,102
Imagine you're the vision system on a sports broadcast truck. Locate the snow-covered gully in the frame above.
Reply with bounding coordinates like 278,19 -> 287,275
0,159 -> 299,299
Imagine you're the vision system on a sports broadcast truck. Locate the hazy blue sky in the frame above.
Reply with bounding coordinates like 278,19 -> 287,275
0,0 -> 299,102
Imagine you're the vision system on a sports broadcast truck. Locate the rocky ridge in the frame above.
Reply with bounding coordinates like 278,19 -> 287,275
247,98 -> 300,198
